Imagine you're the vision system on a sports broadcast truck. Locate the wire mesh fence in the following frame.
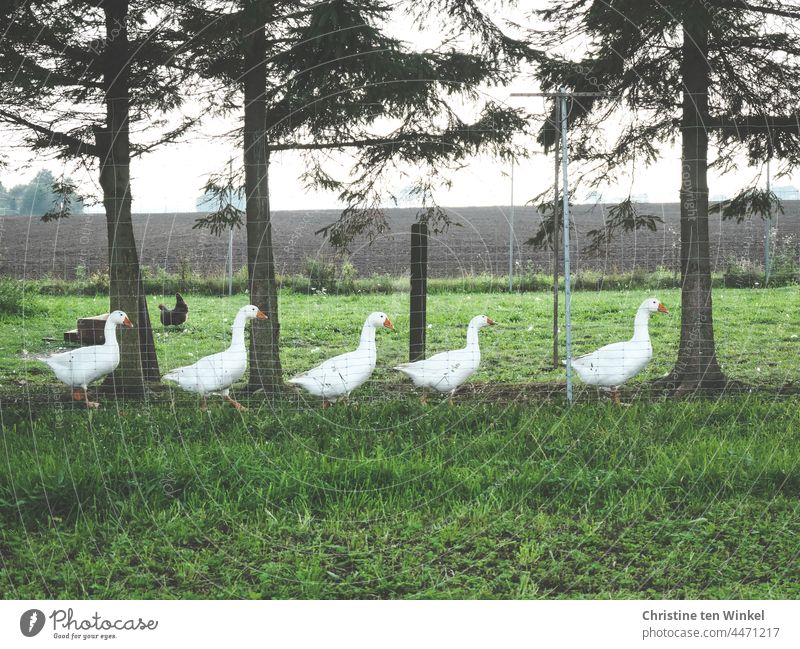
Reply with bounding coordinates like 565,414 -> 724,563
3,202 -> 800,281
1,201 -> 799,406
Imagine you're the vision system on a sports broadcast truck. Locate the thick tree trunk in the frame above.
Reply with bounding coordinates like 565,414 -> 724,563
243,18 -> 282,394
660,9 -> 727,395
98,1 -> 159,397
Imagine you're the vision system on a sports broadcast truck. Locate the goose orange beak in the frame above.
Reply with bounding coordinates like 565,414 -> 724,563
384,317 -> 395,330
256,310 -> 268,320
122,316 -> 134,328
657,303 -> 669,313
486,318 -> 497,326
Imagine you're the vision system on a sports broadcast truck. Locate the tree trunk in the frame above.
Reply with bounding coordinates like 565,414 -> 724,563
98,0 -> 159,397
243,17 -> 282,394
660,8 -> 727,395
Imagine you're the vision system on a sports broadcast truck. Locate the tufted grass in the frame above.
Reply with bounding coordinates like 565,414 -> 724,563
2,287 -> 798,398
0,398 -> 798,598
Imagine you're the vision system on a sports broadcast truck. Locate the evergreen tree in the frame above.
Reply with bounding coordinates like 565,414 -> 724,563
0,0 -> 195,394
531,0 -> 800,393
182,0 -> 532,393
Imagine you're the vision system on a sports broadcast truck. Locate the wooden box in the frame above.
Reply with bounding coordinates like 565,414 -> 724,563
64,313 -> 109,346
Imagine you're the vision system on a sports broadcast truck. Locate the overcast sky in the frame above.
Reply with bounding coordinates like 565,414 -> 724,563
2,2 -> 796,212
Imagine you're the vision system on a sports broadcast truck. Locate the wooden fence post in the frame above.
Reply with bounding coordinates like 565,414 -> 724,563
410,222 -> 428,362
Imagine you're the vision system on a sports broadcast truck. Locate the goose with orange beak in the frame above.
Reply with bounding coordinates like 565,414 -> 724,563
572,298 -> 668,404
163,304 -> 267,411
38,309 -> 133,408
395,314 -> 496,403
289,311 -> 394,407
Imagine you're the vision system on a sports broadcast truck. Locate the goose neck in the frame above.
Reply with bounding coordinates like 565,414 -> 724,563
358,321 -> 376,351
103,317 -> 120,347
465,323 -> 481,349
632,308 -> 651,341
230,312 -> 248,349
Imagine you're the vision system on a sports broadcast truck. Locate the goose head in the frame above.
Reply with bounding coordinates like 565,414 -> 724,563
469,314 -> 497,329
639,298 -> 668,315
240,304 -> 268,320
366,311 -> 394,330
109,310 -> 134,328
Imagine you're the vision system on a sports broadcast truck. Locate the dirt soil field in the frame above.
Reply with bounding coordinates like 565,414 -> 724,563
1,202 -> 798,279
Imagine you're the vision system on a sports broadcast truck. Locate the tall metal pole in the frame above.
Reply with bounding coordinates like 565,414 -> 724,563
765,157 -> 772,285
509,89 -> 612,402
227,226 -> 234,296
560,92 -> 573,404
508,161 -> 515,291
227,158 -> 234,296
552,98 -> 560,369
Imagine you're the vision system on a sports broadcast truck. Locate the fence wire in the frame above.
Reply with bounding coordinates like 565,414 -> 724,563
1,202 -> 798,406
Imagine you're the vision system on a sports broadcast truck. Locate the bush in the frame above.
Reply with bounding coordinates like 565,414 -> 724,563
89,268 -> 110,292
0,279 -> 41,316
723,254 -> 798,288
8,264 -> 783,297
303,257 -> 337,293
338,258 -> 358,293
178,257 -> 192,284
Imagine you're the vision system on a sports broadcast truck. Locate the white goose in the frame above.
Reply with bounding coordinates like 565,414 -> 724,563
288,311 -> 394,407
163,304 -> 267,411
39,310 -> 133,408
571,297 -> 668,403
394,314 -> 496,402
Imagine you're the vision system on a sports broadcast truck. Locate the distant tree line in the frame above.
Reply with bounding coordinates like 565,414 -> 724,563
0,169 -> 84,216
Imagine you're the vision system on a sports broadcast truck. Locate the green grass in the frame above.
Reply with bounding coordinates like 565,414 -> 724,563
1,399 -> 798,598
2,287 -> 798,396
2,287 -> 798,597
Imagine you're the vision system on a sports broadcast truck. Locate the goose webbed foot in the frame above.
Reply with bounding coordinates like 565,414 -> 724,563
224,394 -> 245,411
610,388 -> 631,406
83,390 -> 100,409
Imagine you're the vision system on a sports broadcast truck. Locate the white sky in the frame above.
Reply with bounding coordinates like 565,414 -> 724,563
2,100 -> 787,213
1,2 -> 796,212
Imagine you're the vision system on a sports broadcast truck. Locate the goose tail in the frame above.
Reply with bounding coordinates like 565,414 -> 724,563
162,370 -> 181,383
37,354 -> 62,369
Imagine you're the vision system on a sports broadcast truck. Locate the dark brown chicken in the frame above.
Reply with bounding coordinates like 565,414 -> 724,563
158,293 -> 189,326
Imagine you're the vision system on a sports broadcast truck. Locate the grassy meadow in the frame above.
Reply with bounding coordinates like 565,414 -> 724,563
2,286 -> 799,398
1,399 -> 799,598
1,286 -> 799,598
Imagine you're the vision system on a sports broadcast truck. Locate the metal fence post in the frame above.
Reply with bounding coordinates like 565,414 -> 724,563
410,222 -> 428,362
561,92 -> 573,405
508,161 -> 515,291
765,157 -> 772,285
552,98 -> 561,369
227,226 -> 234,296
